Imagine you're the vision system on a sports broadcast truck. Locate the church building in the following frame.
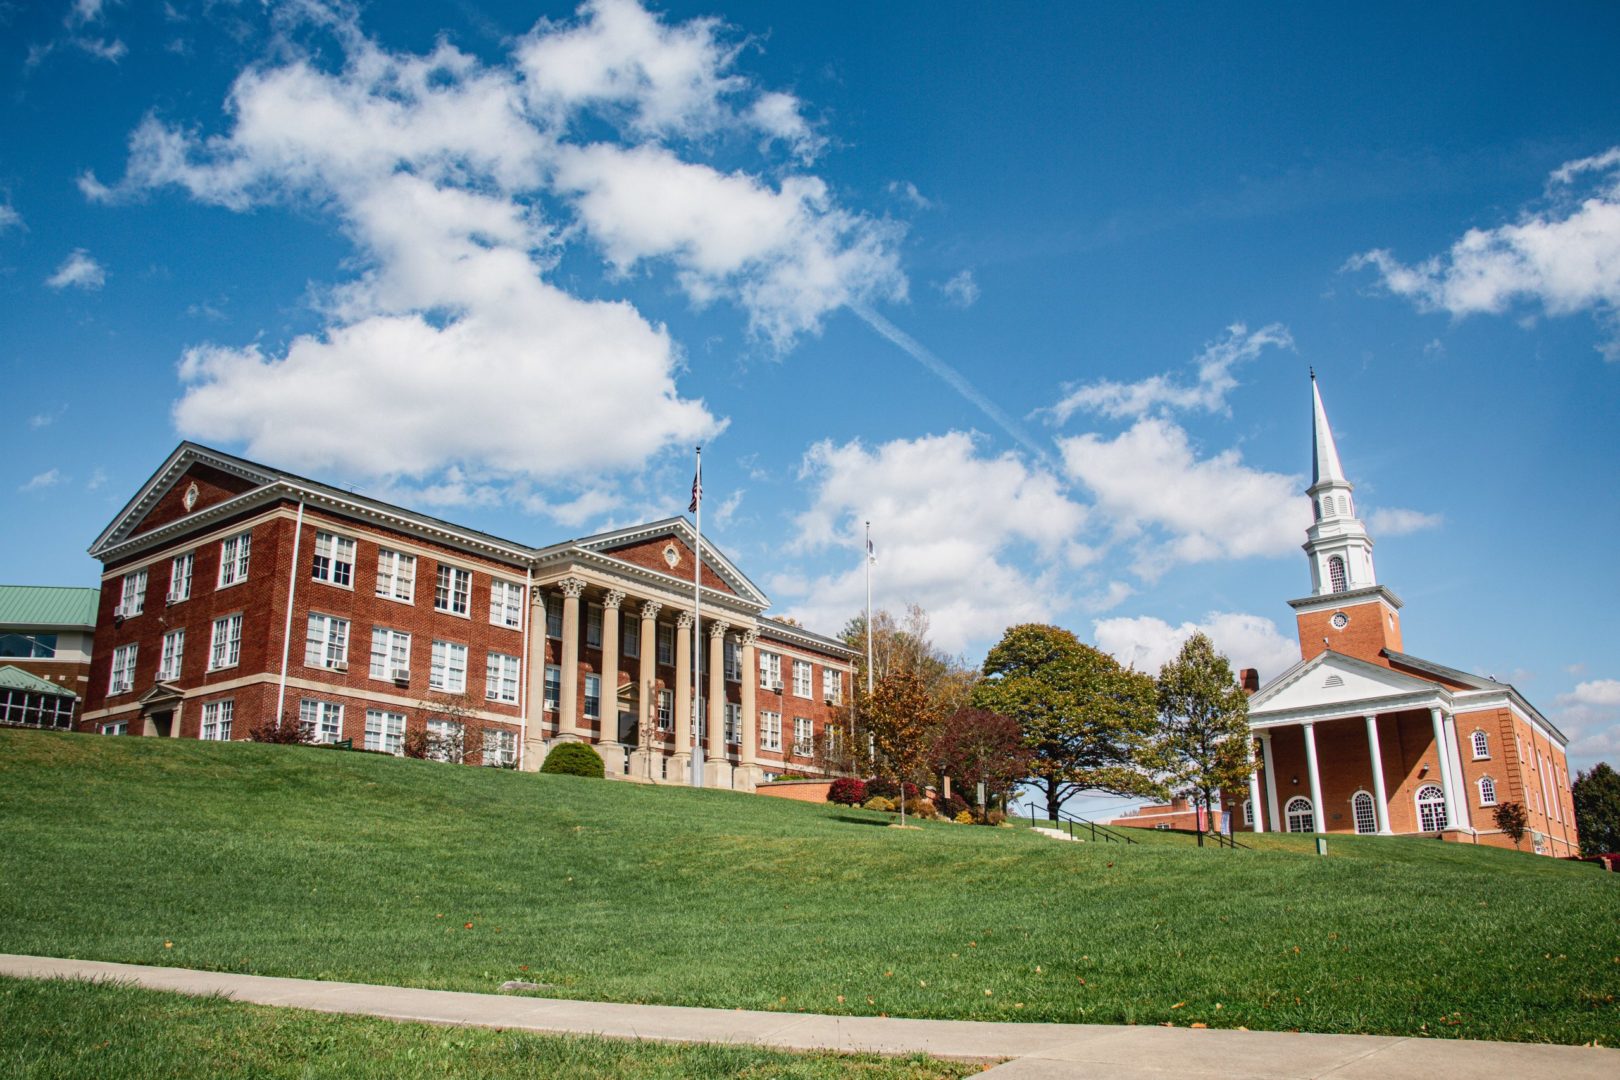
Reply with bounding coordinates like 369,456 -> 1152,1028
1242,379 -> 1579,856
78,443 -> 856,791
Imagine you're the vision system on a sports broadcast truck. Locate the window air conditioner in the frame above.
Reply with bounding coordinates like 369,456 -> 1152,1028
391,669 -> 410,683
328,661 -> 348,672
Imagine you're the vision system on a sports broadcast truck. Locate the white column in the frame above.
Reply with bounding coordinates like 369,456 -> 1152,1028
558,578 -> 585,740
1259,732 -> 1282,833
637,601 -> 660,779
1429,706 -> 1458,829
1246,735 -> 1265,833
1302,722 -> 1326,833
598,589 -> 624,766
1364,714 -> 1392,835
1442,712 -> 1472,829
673,612 -> 693,773
522,584 -> 548,770
707,622 -> 729,760
739,629 -> 759,782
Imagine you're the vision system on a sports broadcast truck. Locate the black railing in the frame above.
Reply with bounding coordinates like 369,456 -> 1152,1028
1026,806 -> 1139,845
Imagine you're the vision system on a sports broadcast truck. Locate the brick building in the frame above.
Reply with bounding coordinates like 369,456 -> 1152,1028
1240,378 -> 1578,855
0,584 -> 98,728
80,443 -> 857,790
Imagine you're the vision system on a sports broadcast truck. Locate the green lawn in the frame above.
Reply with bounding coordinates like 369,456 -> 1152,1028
0,977 -> 980,1079
2,731 -> 1617,1045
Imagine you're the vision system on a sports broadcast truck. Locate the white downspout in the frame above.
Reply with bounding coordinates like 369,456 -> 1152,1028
518,564 -> 532,770
274,497 -> 306,730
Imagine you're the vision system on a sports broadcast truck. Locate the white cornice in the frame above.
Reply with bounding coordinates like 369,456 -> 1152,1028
1286,584 -> 1404,614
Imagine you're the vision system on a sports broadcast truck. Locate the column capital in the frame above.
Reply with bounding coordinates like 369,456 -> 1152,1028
529,584 -> 546,605
640,599 -> 663,620
740,628 -> 759,648
709,620 -> 730,639
675,611 -> 695,629
557,577 -> 587,599
601,589 -> 626,611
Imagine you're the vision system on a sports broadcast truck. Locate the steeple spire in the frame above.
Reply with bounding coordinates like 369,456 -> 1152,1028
1311,372 -> 1347,487
1300,375 -> 1377,595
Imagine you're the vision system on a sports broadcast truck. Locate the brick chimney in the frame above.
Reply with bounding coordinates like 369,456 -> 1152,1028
1239,668 -> 1261,694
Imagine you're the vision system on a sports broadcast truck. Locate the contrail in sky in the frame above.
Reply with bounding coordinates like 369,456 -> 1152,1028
851,302 -> 1057,469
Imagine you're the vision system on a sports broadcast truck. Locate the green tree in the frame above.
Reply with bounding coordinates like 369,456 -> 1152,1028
1156,633 -> 1253,847
842,604 -> 978,718
1572,762 -> 1620,855
972,624 -> 1163,822
859,668 -> 940,824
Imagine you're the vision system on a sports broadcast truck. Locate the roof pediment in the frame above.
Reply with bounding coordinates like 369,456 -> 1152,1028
559,518 -> 770,609
1250,649 -> 1440,718
91,443 -> 279,557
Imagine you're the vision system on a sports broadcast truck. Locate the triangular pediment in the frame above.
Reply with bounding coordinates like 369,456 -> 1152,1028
569,518 -> 769,608
91,443 -> 278,557
1250,650 -> 1440,717
138,681 -> 186,707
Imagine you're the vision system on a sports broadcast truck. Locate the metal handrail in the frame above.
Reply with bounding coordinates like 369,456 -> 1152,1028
1027,806 -> 1139,845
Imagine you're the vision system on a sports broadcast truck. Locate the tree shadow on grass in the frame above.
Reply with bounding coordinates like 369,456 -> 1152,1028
833,815 -> 894,827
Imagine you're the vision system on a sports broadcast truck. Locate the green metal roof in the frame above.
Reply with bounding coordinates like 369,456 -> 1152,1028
0,585 -> 100,629
0,665 -> 78,699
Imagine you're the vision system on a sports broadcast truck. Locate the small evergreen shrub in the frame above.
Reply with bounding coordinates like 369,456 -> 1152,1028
827,777 -> 867,805
862,795 -> 895,813
954,809 -> 975,825
540,742 -> 605,778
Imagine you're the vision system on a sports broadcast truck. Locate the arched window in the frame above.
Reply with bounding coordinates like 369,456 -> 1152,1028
1242,799 -> 1253,826
1327,556 -> 1347,593
1478,776 -> 1497,807
1471,730 -> 1489,759
1415,784 -> 1447,832
1285,796 -> 1314,833
1351,791 -> 1377,834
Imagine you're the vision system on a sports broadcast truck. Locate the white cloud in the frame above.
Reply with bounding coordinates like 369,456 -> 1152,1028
86,468 -> 107,491
20,469 -> 62,492
938,268 -> 980,308
1366,507 -> 1443,536
1555,678 -> 1620,768
67,0 -> 108,27
774,431 -> 1092,653
887,180 -> 931,210
0,203 -> 21,232
72,36 -> 126,62
28,405 -> 66,429
1047,322 -> 1293,424
90,1 -> 891,491
1058,416 -> 1309,577
1348,147 -> 1620,360
45,249 -> 106,290
1093,611 -> 1300,683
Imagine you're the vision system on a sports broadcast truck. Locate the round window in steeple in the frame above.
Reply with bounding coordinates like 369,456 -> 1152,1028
1330,612 -> 1349,630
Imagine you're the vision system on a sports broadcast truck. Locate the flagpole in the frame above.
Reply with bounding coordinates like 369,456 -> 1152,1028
691,446 -> 704,787
865,521 -> 874,696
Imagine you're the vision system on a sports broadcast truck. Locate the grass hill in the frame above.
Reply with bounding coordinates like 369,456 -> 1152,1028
2,730 -> 1616,1045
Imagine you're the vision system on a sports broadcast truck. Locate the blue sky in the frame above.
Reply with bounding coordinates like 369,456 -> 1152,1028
4,1 -> 1618,769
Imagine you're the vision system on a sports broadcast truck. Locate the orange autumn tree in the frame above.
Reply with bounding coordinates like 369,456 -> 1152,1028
858,668 -> 940,806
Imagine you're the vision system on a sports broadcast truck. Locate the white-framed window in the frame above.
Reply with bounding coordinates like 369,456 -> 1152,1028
725,702 -> 741,744
1471,730 -> 1489,759
109,643 -> 138,694
657,688 -> 673,730
434,565 -> 471,616
1415,784 -> 1447,832
490,580 -> 524,629
311,531 -> 356,587
3,688 -> 76,731
369,628 -> 412,682
584,674 -> 601,719
793,717 -> 813,757
209,614 -> 242,670
119,569 -> 147,616
486,652 -> 520,704
586,603 -> 603,648
544,666 -> 561,711
546,602 -> 563,639
168,552 -> 193,602
159,629 -> 185,682
1351,791 -> 1377,834
1241,799 -> 1253,826
759,652 -> 782,691
429,641 -> 468,693
483,728 -> 517,767
1478,776 -> 1498,807
1327,555 -> 1347,593
1285,796 -> 1314,833
364,708 -> 406,755
304,613 -> 350,670
375,548 -> 416,603
823,668 -> 843,705
623,614 -> 639,659
219,531 -> 251,586
657,624 -> 674,664
724,640 -> 740,682
100,721 -> 128,736
426,719 -> 465,763
760,710 -> 782,751
298,699 -> 344,744
200,699 -> 234,741
792,661 -> 813,698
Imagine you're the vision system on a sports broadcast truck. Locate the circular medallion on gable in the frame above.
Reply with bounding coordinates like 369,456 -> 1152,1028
183,482 -> 200,511
1330,612 -> 1349,630
662,543 -> 680,568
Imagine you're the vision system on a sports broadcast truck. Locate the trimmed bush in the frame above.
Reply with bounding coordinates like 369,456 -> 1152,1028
954,809 -> 975,824
827,777 -> 867,806
909,798 -> 937,819
864,776 -> 898,800
540,742 -> 605,778
862,795 -> 895,813
938,792 -> 969,820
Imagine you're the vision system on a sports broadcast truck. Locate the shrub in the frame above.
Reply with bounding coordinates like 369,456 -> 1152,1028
1493,801 -> 1529,848
827,777 -> 867,806
908,798 -> 937,819
954,809 -> 975,825
402,727 -> 431,759
938,792 -> 969,820
862,795 -> 895,813
540,742 -> 605,778
864,776 -> 898,799
901,781 -> 921,802
248,712 -> 312,745
776,771 -> 814,781
986,809 -> 1007,826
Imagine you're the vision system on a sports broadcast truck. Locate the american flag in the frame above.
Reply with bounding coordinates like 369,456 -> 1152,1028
688,457 -> 702,513
867,535 -> 876,564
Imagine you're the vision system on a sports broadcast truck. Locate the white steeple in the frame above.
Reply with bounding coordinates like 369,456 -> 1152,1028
1302,373 -> 1377,596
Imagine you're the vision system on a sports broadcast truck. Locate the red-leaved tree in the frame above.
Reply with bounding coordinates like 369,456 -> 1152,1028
928,707 -> 1031,809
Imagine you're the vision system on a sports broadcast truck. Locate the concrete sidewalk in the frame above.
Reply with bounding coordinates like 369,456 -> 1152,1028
1,954 -> 1612,1079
